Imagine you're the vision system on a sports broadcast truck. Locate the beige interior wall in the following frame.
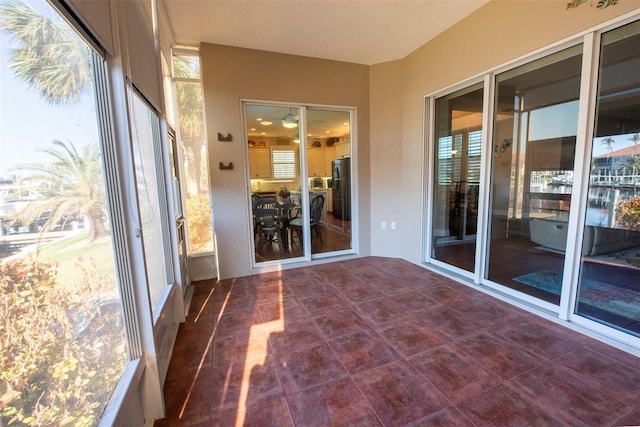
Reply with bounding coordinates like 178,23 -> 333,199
369,59 -> 405,257
369,0 -> 640,264
200,44 -> 370,279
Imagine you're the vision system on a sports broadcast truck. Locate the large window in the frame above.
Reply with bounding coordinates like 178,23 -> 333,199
578,20 -> 640,336
129,89 -> 171,309
0,1 -> 127,423
172,49 -> 213,253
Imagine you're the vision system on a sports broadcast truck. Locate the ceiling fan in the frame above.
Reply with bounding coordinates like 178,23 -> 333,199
281,108 -> 298,128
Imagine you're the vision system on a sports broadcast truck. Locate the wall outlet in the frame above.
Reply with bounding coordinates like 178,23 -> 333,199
381,221 -> 387,230
391,221 -> 396,230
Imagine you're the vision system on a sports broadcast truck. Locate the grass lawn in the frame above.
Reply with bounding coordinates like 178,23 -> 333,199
36,231 -> 116,294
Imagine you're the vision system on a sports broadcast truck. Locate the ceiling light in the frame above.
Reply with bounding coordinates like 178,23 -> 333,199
293,134 -> 300,144
260,121 -> 272,126
282,118 -> 297,128
282,109 -> 298,128
325,131 -> 330,134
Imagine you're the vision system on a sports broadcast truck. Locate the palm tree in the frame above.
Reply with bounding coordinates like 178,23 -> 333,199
174,56 -> 206,196
626,155 -> 640,193
629,133 -> 640,153
11,140 -> 108,241
601,136 -> 615,181
0,0 -> 91,105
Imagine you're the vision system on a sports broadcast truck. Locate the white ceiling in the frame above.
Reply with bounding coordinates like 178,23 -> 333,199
162,0 -> 488,65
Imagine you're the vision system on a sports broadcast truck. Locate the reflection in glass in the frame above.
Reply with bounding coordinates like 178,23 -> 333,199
308,108 -> 352,255
578,21 -> 640,336
487,46 -> 582,303
247,104 -> 303,263
431,83 -> 483,272
246,105 -> 352,263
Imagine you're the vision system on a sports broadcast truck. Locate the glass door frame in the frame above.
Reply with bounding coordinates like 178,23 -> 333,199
242,100 -> 357,268
422,17 -> 640,350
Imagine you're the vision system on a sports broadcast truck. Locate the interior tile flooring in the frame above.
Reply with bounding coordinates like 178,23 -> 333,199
154,257 -> 640,426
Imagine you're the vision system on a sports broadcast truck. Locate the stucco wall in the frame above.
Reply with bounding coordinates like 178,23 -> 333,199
369,0 -> 640,264
200,44 -> 370,279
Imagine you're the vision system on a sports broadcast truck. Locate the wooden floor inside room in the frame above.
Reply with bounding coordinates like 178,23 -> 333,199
435,234 -> 640,335
155,257 -> 640,426
255,214 -> 351,262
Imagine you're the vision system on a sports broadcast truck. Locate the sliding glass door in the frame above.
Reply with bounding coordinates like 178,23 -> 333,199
431,84 -> 484,273
486,45 -> 583,304
245,103 -> 354,265
577,21 -> 640,336
307,108 -> 352,256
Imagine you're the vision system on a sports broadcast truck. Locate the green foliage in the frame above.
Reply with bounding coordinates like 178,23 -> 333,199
10,140 -> 108,242
0,257 -> 126,426
185,194 -> 213,253
0,0 -> 91,105
617,196 -> 640,231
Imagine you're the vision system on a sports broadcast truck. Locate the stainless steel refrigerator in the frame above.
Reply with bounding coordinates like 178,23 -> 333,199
331,158 -> 351,220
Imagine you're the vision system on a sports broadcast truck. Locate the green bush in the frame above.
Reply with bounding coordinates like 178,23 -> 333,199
0,257 -> 126,426
616,196 -> 640,231
185,194 -> 214,253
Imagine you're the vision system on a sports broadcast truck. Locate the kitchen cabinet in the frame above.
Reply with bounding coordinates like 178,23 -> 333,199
248,148 -> 271,178
307,147 -> 327,176
335,140 -> 350,159
325,146 -> 336,174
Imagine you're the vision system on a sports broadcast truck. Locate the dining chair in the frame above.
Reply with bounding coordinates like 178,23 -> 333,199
253,197 -> 283,252
290,194 -> 324,246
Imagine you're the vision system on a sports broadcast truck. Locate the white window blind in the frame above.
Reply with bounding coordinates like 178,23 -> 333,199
272,149 -> 296,178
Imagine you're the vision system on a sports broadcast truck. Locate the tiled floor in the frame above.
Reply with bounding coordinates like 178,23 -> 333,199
155,257 -> 640,426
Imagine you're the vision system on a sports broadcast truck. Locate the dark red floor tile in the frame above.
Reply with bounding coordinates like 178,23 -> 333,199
285,278 -> 334,297
408,406 -> 474,426
274,341 -> 348,393
329,330 -> 397,375
409,344 -> 503,403
453,331 -> 541,380
449,294 -> 524,326
354,362 -> 448,425
160,257 -> 640,427
510,364 -> 628,426
354,297 -> 409,325
418,305 -> 479,340
495,317 -> 588,360
287,377 -> 381,426
161,366 -> 212,425
615,407 -> 640,426
391,291 -> 439,311
211,329 -> 270,367
211,394 -> 294,427
555,347 -> 640,406
334,281 -> 387,303
456,383 -> 558,427
585,339 -> 640,370
312,307 -> 371,339
212,310 -> 262,339
421,283 -> 472,305
298,291 -> 349,315
379,318 -> 447,357
264,317 -> 324,352
210,355 -> 282,411
258,297 -> 309,323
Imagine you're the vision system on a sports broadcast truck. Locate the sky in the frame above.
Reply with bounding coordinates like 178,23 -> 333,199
0,0 -> 98,180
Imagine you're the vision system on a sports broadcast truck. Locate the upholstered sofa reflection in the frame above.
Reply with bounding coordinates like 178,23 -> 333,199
529,217 -> 640,255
